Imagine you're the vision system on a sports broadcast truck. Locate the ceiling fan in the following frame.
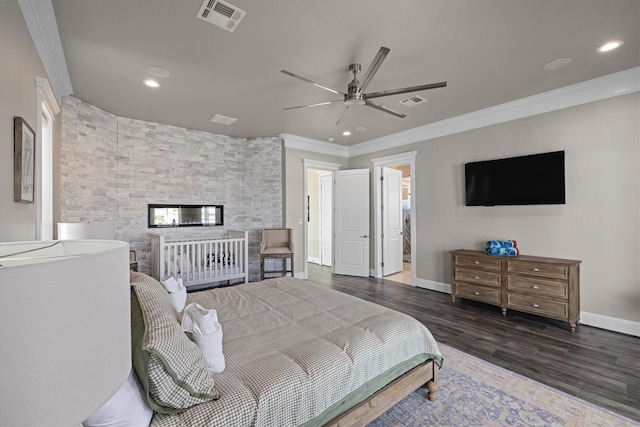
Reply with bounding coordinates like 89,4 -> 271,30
281,46 -> 446,125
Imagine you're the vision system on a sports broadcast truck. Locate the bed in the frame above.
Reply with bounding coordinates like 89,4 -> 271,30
129,272 -> 442,427
149,230 -> 249,287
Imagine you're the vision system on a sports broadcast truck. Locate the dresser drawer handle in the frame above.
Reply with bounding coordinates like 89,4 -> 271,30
531,303 -> 539,308
474,260 -> 480,265
473,291 -> 480,296
531,285 -> 539,290
474,276 -> 480,280
531,267 -> 540,272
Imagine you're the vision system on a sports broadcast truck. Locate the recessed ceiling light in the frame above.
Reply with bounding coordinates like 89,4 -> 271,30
355,126 -> 367,132
143,79 -> 161,88
145,65 -> 171,78
597,40 -> 624,53
543,58 -> 572,71
342,130 -> 351,136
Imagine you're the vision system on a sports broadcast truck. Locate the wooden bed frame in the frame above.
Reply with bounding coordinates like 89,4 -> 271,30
325,360 -> 439,426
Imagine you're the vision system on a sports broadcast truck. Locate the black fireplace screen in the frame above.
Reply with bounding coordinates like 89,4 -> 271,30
148,204 -> 223,228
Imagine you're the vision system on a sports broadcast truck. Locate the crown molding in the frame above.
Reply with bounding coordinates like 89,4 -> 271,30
348,67 -> 640,158
35,77 -> 61,116
19,0 -> 73,104
303,159 -> 342,170
280,133 -> 349,158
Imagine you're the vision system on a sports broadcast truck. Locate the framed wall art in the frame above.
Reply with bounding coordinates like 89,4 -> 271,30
14,117 -> 35,204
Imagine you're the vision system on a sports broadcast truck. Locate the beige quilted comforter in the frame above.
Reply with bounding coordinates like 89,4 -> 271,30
151,277 -> 441,427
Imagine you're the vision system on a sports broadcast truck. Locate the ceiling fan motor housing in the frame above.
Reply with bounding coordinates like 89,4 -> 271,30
345,63 -> 365,105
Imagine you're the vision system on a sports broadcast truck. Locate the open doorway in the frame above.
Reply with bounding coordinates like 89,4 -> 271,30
372,151 -> 417,285
307,169 -> 333,268
385,168 -> 412,285
302,159 -> 342,280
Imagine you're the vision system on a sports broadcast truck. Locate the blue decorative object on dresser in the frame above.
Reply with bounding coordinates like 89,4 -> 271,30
485,240 -> 519,256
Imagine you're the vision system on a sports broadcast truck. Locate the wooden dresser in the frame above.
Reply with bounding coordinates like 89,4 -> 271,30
450,249 -> 581,332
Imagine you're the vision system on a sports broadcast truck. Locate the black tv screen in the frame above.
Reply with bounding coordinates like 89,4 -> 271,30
465,151 -> 565,206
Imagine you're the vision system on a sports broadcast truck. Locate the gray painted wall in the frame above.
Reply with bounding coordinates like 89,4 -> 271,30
346,93 -> 640,324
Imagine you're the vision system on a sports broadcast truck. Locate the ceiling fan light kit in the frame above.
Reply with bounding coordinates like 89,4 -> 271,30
282,46 -> 446,126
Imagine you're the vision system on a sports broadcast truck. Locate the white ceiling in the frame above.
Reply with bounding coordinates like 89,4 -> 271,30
50,0 -> 639,146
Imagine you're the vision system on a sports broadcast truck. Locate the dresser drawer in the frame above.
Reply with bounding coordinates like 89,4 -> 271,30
507,260 -> 568,280
454,254 -> 501,271
507,293 -> 568,320
454,268 -> 501,288
507,276 -> 568,299
456,283 -> 501,305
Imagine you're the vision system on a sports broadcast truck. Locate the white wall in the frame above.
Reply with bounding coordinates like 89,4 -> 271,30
0,1 -> 58,242
347,93 -> 640,326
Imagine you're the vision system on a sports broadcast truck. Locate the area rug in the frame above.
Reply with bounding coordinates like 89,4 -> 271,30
368,344 -> 639,427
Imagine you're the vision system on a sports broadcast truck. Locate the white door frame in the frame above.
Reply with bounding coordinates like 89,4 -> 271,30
371,151 -> 417,283
35,77 -> 60,240
302,159 -> 342,280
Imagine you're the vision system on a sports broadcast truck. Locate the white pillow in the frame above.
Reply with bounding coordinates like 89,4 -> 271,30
161,276 -> 187,313
83,368 -> 152,427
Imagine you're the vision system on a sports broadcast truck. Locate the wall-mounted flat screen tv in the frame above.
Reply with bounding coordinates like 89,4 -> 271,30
465,151 -> 565,206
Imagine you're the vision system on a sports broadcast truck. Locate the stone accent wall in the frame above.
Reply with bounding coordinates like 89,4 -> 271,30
60,96 -> 118,222
60,96 -> 282,281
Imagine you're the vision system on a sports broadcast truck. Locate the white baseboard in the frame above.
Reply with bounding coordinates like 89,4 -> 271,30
412,279 -> 639,337
414,278 -> 451,294
580,311 -> 640,337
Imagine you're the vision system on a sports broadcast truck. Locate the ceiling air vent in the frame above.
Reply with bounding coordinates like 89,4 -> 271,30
209,114 -> 238,125
399,95 -> 428,107
197,0 -> 246,32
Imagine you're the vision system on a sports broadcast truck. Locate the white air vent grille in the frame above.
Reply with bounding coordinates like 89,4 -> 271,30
197,0 -> 246,32
209,114 -> 238,125
399,95 -> 428,107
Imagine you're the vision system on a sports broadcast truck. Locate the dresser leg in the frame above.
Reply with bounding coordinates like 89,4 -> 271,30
451,295 -> 456,303
569,322 -> 577,333
501,307 -> 507,316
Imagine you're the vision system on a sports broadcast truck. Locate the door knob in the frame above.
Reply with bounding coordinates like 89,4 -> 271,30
360,235 -> 369,238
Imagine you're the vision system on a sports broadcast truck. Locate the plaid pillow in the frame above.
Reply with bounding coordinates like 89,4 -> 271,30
130,272 -> 219,414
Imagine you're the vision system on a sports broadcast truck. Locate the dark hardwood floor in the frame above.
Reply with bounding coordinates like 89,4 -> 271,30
307,264 -> 640,422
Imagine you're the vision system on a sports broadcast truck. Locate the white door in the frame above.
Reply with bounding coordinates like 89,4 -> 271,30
320,172 -> 332,266
382,167 -> 403,276
333,169 -> 370,277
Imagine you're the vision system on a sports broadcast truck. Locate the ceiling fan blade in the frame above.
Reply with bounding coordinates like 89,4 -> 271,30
336,106 -> 350,125
283,100 -> 343,110
281,70 -> 346,95
365,82 -> 447,100
359,47 -> 390,92
364,100 -> 406,118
